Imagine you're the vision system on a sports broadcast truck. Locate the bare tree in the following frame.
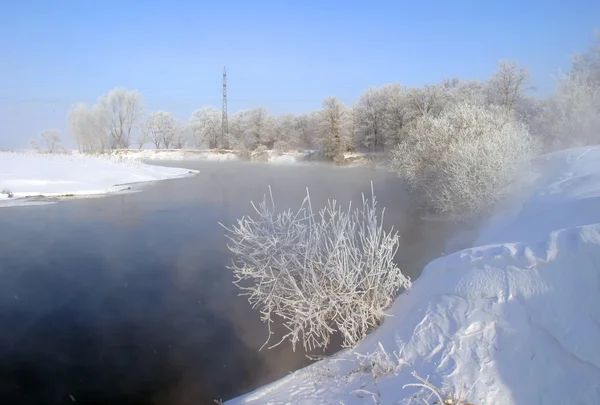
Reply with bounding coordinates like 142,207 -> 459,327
487,60 -> 530,111
318,96 -> 348,163
30,129 -> 64,153
99,88 -> 145,149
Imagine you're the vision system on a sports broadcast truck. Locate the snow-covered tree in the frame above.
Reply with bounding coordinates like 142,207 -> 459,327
353,87 -> 388,152
572,32 -> 600,86
141,111 -> 177,149
99,88 -> 145,149
269,114 -> 297,152
30,129 -> 64,153
391,103 -> 539,218
532,35 -> 600,149
487,60 -> 530,111
404,84 -> 452,122
318,96 -> 349,163
295,112 -> 319,149
223,186 -> 410,351
189,107 -> 221,149
69,103 -> 110,153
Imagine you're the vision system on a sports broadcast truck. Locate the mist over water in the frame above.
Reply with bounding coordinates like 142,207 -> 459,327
0,161 -> 461,404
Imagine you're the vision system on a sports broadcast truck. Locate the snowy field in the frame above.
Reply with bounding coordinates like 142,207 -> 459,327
0,152 -> 195,208
227,146 -> 600,404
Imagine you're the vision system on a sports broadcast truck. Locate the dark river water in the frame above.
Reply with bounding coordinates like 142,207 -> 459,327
0,160 -> 458,405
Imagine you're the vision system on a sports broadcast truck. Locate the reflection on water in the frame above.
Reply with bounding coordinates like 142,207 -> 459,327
0,161 -> 457,404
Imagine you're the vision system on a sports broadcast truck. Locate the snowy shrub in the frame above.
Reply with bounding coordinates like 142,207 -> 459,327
402,371 -> 476,405
222,186 -> 410,351
390,103 -> 538,219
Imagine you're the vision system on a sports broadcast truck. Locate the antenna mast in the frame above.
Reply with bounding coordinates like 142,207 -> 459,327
221,66 -> 228,147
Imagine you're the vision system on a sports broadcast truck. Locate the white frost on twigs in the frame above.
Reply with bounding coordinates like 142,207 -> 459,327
222,184 -> 410,351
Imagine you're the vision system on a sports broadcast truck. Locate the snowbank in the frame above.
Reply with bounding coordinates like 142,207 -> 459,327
227,146 -> 600,405
0,152 -> 195,207
111,148 -> 386,166
112,149 -> 239,162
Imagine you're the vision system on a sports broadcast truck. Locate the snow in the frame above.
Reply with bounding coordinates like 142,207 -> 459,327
0,152 -> 195,207
111,148 -> 383,166
112,149 -> 239,162
227,146 -> 600,405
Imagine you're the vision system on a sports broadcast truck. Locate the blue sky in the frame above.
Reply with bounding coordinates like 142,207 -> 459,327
0,0 -> 598,149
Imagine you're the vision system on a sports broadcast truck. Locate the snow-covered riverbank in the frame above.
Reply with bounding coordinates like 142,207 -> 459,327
110,149 -> 385,167
227,146 -> 600,404
0,152 -> 195,208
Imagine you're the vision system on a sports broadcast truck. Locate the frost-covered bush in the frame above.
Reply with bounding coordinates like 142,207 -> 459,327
391,103 -> 538,219
222,187 -> 410,351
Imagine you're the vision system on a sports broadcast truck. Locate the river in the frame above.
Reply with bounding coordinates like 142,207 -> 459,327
0,160 -> 458,404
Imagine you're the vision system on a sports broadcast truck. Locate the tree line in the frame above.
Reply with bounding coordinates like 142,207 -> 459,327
31,34 -> 598,162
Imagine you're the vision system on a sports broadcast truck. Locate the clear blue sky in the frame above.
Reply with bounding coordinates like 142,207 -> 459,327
0,0 -> 598,149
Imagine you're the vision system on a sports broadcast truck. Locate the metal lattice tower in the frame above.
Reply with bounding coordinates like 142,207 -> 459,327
221,66 -> 228,146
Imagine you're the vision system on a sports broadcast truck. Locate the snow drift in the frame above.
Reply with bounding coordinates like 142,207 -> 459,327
0,152 -> 195,207
226,146 -> 600,405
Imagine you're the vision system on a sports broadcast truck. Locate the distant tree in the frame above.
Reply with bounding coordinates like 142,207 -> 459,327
270,114 -> 297,152
572,32 -> 600,86
246,107 -> 272,148
171,122 -> 187,149
404,84 -> 451,121
533,34 -> 600,150
487,60 -> 530,111
353,87 -> 388,152
142,111 -> 177,149
318,96 -> 348,163
69,103 -> 109,153
99,88 -> 145,149
30,129 -> 64,153
189,107 -> 221,149
295,112 -> 319,149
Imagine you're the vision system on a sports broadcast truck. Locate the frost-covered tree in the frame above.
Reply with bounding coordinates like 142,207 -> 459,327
391,103 -> 539,218
572,32 -> 600,86
269,114 -> 297,152
487,60 -> 530,111
533,35 -> 600,149
99,88 -> 145,149
189,107 -> 221,149
318,96 -> 349,163
228,108 -> 272,151
30,129 -> 64,153
404,84 -> 452,122
69,103 -> 110,153
295,112 -> 319,149
142,111 -> 177,149
353,87 -> 388,152
171,122 -> 187,149
223,186 -> 410,350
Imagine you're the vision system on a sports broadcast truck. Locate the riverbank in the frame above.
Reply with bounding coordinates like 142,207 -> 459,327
226,146 -> 600,404
109,148 -> 386,167
0,152 -> 195,208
